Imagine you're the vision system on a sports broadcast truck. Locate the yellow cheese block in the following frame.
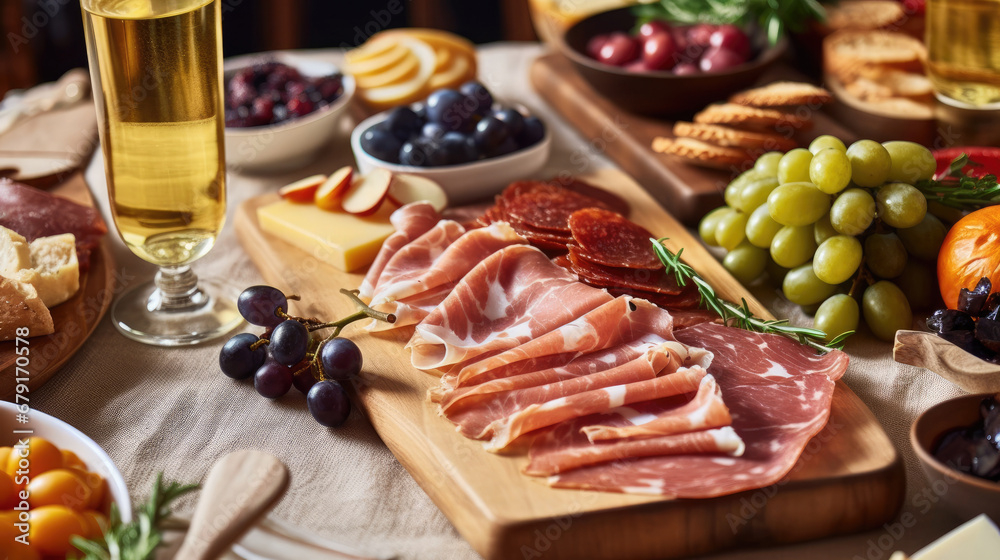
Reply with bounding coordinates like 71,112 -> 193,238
912,514 -> 1000,560
257,200 -> 395,273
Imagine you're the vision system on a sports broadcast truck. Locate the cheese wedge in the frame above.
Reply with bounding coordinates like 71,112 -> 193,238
0,275 -> 54,341
0,226 -> 31,276
912,514 -> 1000,559
257,200 -> 395,272
13,233 -> 80,307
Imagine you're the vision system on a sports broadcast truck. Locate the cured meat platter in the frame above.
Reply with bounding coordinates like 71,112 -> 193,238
235,167 -> 903,560
0,171 -> 114,401
529,53 -> 859,226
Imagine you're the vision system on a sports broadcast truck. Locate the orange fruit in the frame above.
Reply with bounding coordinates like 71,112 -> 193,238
27,505 -> 88,556
26,469 -> 93,511
938,205 -> 1000,309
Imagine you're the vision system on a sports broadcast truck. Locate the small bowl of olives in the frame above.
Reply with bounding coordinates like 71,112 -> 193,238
911,393 -> 1000,522
223,52 -> 355,173
351,81 -> 551,205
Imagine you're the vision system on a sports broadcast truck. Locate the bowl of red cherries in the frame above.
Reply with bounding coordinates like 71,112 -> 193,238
223,52 -> 355,172
556,7 -> 786,116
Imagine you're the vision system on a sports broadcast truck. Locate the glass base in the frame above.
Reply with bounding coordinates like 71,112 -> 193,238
112,275 -> 243,346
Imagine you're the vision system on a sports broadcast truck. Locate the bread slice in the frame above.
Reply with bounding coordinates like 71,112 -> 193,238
824,30 -> 927,81
0,275 -> 54,341
0,226 -> 31,277
12,233 -> 80,307
825,1 -> 906,31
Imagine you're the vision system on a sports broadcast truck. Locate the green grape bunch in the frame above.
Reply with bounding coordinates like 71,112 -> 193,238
699,136 -> 944,343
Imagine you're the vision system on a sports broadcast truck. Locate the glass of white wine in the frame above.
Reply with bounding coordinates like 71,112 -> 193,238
82,0 -> 241,345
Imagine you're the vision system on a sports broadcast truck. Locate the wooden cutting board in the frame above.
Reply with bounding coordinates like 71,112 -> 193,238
530,53 -> 859,227
234,167 -> 903,560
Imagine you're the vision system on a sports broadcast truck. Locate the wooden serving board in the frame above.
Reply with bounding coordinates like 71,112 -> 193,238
530,53 -> 859,227
235,167 -> 903,560
0,171 -> 114,401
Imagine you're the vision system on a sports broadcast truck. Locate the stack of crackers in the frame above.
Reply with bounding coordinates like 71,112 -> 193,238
652,81 -> 831,170
823,29 -> 932,119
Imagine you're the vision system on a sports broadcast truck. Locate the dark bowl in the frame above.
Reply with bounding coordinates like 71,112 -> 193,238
556,7 -> 787,117
911,393 -> 1000,522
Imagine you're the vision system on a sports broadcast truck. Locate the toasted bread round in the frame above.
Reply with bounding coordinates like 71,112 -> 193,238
825,0 -> 906,31
824,30 -> 927,81
652,137 -> 754,170
729,81 -> 832,108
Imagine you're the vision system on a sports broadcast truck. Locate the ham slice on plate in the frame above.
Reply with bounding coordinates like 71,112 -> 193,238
358,201 -> 440,300
484,366 -> 710,452
443,341 -> 695,439
370,219 -> 466,303
407,245 -> 614,372
544,323 -> 849,497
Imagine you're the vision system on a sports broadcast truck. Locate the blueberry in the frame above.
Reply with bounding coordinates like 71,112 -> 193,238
516,116 -> 545,147
440,132 -> 477,165
473,116 -> 508,153
494,108 -> 525,138
459,81 -> 493,117
384,106 -> 422,142
489,137 -> 520,158
422,122 -> 446,140
426,88 -> 467,131
412,101 -> 427,122
399,140 -> 429,167
361,125 -> 402,163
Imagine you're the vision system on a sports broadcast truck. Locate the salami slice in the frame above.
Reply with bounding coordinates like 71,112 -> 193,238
568,208 -> 662,270
505,191 -> 610,233
548,177 -> 630,216
567,245 -> 682,295
605,287 -> 701,311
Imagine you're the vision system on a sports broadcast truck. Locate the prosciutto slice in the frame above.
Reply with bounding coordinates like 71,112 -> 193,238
407,245 -> 613,371
484,366 -> 709,452
448,296 -> 675,389
444,341 -> 691,439
547,323 -> 849,497
581,374 -> 732,442
526,427 -> 745,476
359,202 -> 440,300
371,219 -> 466,302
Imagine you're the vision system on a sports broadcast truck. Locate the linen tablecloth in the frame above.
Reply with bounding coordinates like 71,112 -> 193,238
33,43 -> 970,560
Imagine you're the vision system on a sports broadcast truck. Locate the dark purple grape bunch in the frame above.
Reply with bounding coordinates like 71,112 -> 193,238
219,285 -> 376,428
928,277 -> 1000,363
360,80 -> 546,167
225,61 -> 344,128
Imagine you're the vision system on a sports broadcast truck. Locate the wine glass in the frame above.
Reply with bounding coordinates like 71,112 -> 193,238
82,0 -> 241,346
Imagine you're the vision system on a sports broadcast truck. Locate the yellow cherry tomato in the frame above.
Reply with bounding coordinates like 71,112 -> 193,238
27,505 -> 87,556
5,545 -> 41,560
0,470 -> 17,510
80,510 -> 109,539
0,509 -> 21,545
26,469 -> 92,511
5,438 -> 63,485
69,468 -> 107,511
60,450 -> 86,470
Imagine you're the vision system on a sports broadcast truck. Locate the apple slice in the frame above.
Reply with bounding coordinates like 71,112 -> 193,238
342,168 -> 393,216
314,166 -> 354,211
279,174 -> 326,203
387,173 -> 448,212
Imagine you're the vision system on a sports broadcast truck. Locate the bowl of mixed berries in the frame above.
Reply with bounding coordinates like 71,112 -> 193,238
224,53 -> 355,172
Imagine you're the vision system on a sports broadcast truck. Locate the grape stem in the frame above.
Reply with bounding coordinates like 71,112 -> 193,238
652,238 -> 853,353
306,289 -> 396,382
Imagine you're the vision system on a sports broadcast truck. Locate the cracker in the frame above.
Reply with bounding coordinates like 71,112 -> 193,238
673,122 -> 798,152
863,97 -> 934,120
652,137 -> 754,170
857,67 -> 933,98
693,103 -> 811,131
825,0 -> 906,31
824,30 -> 927,81
729,82 -> 832,108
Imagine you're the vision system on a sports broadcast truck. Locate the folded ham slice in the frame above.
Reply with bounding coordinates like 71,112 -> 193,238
407,245 -> 614,371
546,323 -> 849,497
359,202 -> 440,300
484,366 -> 709,452
444,341 -> 692,439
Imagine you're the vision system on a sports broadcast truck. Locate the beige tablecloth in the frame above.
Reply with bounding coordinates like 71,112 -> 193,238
34,44 -> 970,560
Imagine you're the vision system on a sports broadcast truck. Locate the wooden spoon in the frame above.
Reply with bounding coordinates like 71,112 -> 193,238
894,330 -> 1000,393
175,449 -> 290,560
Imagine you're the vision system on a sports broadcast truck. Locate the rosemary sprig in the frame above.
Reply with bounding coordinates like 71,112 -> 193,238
652,238 -> 852,352
915,153 -> 1000,210
72,473 -> 199,560
632,0 -> 828,46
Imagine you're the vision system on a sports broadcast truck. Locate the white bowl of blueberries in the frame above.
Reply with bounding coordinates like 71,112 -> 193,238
351,81 -> 551,205
224,53 -> 355,173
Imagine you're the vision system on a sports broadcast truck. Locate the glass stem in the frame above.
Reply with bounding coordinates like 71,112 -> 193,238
148,265 -> 208,312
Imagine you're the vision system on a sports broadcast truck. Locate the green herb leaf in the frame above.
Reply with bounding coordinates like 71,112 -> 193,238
632,0 -> 828,45
915,153 -> 1000,210
652,238 -> 850,352
72,473 -> 199,560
